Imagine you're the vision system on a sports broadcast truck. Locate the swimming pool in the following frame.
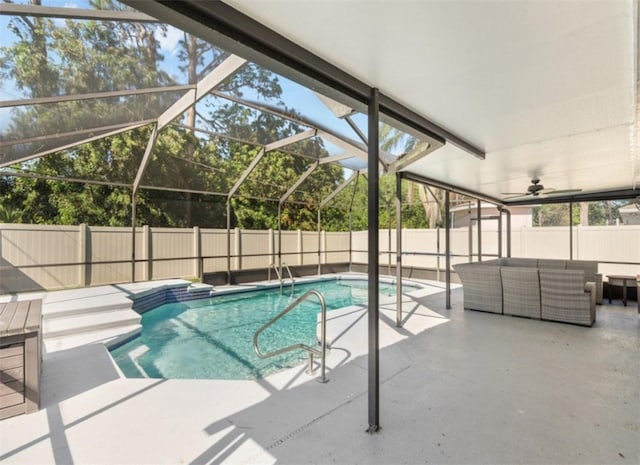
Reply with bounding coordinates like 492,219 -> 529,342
110,278 -> 420,380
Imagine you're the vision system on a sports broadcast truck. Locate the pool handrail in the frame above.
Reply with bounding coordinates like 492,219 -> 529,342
268,262 -> 295,294
253,289 -> 328,383
268,262 -> 282,287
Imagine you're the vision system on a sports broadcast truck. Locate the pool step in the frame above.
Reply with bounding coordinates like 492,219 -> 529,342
43,290 -> 135,319
44,324 -> 142,353
43,308 -> 141,339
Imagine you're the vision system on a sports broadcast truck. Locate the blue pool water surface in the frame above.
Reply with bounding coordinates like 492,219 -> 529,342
111,279 -> 418,380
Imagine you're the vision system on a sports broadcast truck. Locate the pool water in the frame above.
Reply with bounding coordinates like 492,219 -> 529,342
110,279 -> 418,380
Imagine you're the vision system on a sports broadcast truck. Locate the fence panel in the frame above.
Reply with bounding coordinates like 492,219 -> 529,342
150,228 -> 195,279
279,231 -> 299,266
241,229 -> 272,270
351,231 -> 368,264
200,228 -> 228,274
325,232 -> 349,263
1,224 -> 79,292
302,231 -> 320,265
90,226 -> 135,286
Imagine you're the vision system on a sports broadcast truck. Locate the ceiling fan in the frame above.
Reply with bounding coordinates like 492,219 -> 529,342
502,178 -> 582,200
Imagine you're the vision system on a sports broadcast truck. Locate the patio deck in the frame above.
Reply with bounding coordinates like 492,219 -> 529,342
0,280 -> 638,464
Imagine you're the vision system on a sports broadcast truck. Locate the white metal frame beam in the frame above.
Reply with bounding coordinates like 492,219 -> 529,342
319,170 -> 362,208
132,124 -> 159,194
0,120 -> 154,168
0,3 -> 158,23
210,91 -> 395,169
227,148 -> 266,199
0,119 -> 156,149
264,128 -> 316,152
0,85 -> 193,109
387,141 -> 433,173
318,152 -> 354,165
280,161 -> 319,204
227,128 -> 317,199
131,54 -> 247,192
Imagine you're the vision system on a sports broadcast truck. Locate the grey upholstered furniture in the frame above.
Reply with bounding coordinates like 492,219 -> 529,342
539,269 -> 596,326
566,261 -> 603,304
454,258 -> 598,326
454,263 -> 503,314
500,267 -> 541,319
502,257 -> 603,305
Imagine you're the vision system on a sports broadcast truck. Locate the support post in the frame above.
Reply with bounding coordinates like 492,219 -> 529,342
278,203 -> 282,275
445,191 -> 451,309
297,229 -> 303,266
468,211 -> 473,263
348,176 -> 357,272
505,208 -> 511,257
131,191 -> 136,283
143,225 -> 151,281
437,226 -> 441,282
387,201 -> 392,276
79,223 -> 88,287
395,173 -> 402,327
477,199 -> 482,262
235,227 -> 241,270
322,230 -> 327,267
226,201 -> 231,284
268,228 -> 274,269
569,201 -> 573,260
497,208 -> 503,258
317,208 -> 322,275
367,87 -> 380,433
193,226 -> 201,280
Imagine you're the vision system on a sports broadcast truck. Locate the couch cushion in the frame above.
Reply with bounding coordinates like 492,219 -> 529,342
453,264 -> 503,314
500,267 -> 541,319
566,260 -> 597,275
538,259 -> 566,269
502,257 -> 538,267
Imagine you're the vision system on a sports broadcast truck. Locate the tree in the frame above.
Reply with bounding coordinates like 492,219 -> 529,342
0,1 -> 346,229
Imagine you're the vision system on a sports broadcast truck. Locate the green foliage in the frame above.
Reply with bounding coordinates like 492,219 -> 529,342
532,201 -> 627,227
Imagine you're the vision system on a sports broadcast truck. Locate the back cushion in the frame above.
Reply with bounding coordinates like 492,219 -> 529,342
538,259 -> 566,269
503,257 -> 537,267
566,260 -> 597,276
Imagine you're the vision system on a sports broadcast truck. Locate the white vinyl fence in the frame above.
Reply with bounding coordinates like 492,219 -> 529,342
0,224 -> 351,293
1,223 -> 638,293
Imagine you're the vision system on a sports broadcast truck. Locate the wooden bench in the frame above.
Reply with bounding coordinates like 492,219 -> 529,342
0,299 -> 42,420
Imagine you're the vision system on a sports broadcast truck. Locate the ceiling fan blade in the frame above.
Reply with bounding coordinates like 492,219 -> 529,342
542,188 -> 583,196
502,193 -> 530,200
500,192 -> 527,195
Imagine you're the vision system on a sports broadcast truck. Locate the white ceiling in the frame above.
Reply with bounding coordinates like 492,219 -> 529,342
225,0 -> 639,202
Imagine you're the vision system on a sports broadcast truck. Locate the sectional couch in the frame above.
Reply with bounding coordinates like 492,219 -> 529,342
454,258 -> 600,326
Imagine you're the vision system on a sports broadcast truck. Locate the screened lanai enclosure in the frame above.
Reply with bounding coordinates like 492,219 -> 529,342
0,0 -> 639,439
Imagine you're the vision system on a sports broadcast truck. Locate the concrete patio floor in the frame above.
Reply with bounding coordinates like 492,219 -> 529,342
1,281 -> 638,465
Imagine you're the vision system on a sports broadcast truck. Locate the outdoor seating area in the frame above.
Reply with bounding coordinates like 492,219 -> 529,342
454,258 -> 600,326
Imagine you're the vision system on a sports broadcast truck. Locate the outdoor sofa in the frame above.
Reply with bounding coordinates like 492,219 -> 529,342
454,258 -> 599,326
